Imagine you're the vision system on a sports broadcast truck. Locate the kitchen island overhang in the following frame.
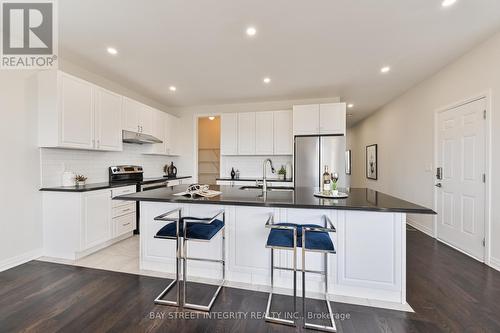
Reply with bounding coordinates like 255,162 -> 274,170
116,186 -> 435,309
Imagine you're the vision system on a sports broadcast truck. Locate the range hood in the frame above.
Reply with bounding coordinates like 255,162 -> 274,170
122,130 -> 163,144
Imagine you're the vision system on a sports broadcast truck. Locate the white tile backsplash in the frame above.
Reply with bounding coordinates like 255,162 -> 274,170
40,144 -> 178,187
220,155 -> 293,179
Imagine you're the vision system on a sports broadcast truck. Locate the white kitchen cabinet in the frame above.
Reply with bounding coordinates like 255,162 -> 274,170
165,113 -> 181,156
38,71 -> 94,149
293,103 -> 346,135
148,110 -> 167,155
94,87 -> 123,151
81,190 -> 112,250
293,104 -> 320,136
122,97 -> 154,135
43,186 -> 136,260
238,112 -> 256,155
122,97 -> 142,133
273,110 -> 293,155
140,105 -> 154,136
221,113 -> 238,155
255,111 -> 274,155
319,103 -> 346,135
38,71 -> 123,151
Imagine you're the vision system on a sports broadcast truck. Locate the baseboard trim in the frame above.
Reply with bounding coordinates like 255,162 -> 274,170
489,256 -> 500,272
406,217 -> 434,238
0,248 -> 43,272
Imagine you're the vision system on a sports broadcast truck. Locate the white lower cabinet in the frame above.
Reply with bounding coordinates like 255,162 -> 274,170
140,203 -> 406,304
81,190 -> 112,250
43,185 -> 136,260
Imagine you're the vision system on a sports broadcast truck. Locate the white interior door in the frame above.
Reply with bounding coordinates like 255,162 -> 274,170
436,98 -> 486,261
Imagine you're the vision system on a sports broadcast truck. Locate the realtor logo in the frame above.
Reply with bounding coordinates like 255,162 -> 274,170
1,0 -> 58,69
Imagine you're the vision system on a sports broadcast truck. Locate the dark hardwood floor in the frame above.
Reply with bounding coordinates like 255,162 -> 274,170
1,229 -> 500,332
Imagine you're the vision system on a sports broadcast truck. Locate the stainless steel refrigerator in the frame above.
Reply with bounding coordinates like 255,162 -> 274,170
294,135 -> 346,188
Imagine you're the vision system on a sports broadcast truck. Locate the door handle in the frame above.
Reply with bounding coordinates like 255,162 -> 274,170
435,183 -> 442,188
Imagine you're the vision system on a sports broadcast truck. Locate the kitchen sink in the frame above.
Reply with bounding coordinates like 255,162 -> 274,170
239,186 -> 295,192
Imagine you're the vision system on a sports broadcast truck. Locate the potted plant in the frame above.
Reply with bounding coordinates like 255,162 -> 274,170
278,165 -> 286,180
74,174 -> 88,186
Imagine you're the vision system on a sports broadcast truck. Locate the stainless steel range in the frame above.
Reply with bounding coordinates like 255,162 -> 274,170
109,165 -> 170,234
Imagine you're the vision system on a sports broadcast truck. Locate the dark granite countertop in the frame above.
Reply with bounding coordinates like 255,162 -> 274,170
114,185 -> 436,214
40,176 -> 192,192
216,177 -> 293,183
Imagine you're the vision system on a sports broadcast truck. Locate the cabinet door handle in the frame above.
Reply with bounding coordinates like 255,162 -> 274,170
123,222 -> 131,226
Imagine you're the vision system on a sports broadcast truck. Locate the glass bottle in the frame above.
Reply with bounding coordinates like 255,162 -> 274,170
322,165 -> 331,194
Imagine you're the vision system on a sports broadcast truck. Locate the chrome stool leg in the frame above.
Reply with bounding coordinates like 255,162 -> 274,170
264,218 -> 298,326
182,210 -> 226,311
154,208 -> 183,307
302,227 -> 337,332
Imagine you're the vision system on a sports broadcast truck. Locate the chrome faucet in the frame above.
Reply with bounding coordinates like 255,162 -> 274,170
262,158 -> 276,192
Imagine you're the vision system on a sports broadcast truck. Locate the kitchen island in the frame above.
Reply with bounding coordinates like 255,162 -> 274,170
116,185 -> 434,308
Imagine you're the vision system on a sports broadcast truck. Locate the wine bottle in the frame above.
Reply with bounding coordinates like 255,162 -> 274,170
322,165 -> 331,194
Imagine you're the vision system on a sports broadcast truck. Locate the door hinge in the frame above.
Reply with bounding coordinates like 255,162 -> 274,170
483,174 -> 486,183
483,110 -> 487,119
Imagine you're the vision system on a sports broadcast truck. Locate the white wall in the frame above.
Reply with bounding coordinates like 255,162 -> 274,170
0,71 -> 43,270
348,30 -> 500,269
173,97 -> 341,181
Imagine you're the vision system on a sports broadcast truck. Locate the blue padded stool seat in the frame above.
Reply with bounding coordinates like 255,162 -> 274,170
266,223 -> 335,252
156,217 -> 224,240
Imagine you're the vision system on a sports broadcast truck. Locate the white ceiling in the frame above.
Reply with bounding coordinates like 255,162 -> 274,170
60,0 -> 500,122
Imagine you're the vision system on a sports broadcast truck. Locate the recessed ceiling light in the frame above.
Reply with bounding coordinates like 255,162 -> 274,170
246,26 -> 257,37
442,0 -> 457,7
380,66 -> 391,73
347,103 -> 354,108
169,86 -> 177,92
107,47 -> 118,55
263,77 -> 271,84
208,116 -> 215,121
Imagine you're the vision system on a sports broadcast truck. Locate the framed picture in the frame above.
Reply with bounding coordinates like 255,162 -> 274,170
345,150 -> 351,175
366,144 -> 378,180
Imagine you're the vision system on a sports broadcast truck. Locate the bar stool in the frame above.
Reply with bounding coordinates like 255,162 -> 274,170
264,214 -> 337,332
153,208 -> 226,311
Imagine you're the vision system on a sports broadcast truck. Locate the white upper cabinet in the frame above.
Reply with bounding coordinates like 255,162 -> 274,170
38,71 -> 122,151
94,87 -> 123,151
122,97 -> 142,133
148,109 -> 166,155
140,105 -> 154,136
146,111 -> 181,156
220,110 -> 293,156
165,113 -> 181,156
273,110 -> 293,155
293,103 -> 346,135
293,104 -> 320,135
122,98 -> 154,135
319,103 -> 346,135
255,111 -> 274,155
221,113 -> 238,155
238,112 -> 256,155
59,73 -> 94,149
